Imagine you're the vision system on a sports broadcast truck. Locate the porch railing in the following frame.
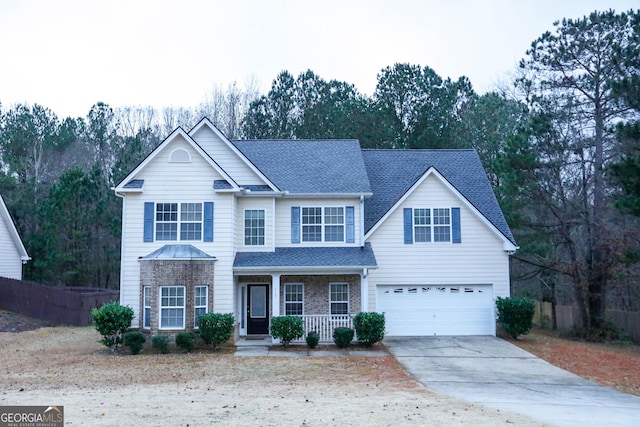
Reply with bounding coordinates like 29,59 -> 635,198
294,314 -> 355,343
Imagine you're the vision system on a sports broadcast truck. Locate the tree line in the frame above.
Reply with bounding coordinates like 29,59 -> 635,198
1,9 -> 639,331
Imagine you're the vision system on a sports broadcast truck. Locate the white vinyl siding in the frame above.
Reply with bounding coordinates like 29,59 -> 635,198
236,199 -> 273,250
189,125 -> 266,185
0,215 -> 23,280
118,135 -> 236,326
367,174 -> 511,322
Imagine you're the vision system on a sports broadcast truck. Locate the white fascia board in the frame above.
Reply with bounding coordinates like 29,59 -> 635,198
0,194 -> 30,260
189,118 -> 280,192
233,265 -> 378,275
364,167 -> 514,248
283,192 -> 374,199
113,127 -> 240,193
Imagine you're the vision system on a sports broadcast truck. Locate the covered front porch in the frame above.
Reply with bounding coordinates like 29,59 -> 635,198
233,244 -> 377,343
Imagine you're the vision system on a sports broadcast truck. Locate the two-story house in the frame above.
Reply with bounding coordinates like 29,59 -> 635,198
114,118 -> 517,341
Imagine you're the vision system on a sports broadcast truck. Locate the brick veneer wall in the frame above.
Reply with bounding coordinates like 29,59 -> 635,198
140,259 -> 215,334
281,274 -> 361,315
236,274 -> 362,316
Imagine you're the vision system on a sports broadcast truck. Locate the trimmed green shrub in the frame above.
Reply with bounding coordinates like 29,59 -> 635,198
333,327 -> 354,348
353,312 -> 386,347
496,297 -> 535,339
175,332 -> 195,352
306,331 -> 320,349
123,331 -> 146,355
152,335 -> 170,354
198,313 -> 235,349
270,316 -> 304,347
91,301 -> 135,350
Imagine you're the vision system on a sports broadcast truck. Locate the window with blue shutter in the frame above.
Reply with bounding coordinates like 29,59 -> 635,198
403,208 -> 413,244
291,206 -> 301,243
452,207 -> 461,243
345,206 -> 355,243
143,202 -> 154,242
203,202 -> 214,242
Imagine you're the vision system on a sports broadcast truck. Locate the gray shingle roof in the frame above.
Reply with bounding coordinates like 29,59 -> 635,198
123,179 -> 144,189
233,243 -> 377,270
233,140 -> 372,194
361,149 -> 516,244
142,244 -> 216,260
213,180 -> 233,190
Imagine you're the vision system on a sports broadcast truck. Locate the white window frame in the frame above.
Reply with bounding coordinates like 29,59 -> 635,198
244,209 -> 266,246
329,283 -> 349,315
155,202 -> 203,241
284,283 -> 304,315
143,286 -> 151,329
413,208 -> 451,243
301,206 -> 345,243
194,285 -> 208,328
159,286 -> 185,329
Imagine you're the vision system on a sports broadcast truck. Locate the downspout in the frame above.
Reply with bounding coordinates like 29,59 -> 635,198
360,195 -> 365,247
114,191 -> 126,306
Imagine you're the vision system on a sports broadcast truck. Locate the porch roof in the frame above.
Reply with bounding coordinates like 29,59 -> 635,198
141,244 -> 216,260
233,243 -> 377,272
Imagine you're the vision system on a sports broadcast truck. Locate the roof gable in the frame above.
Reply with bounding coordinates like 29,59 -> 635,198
362,149 -> 515,245
0,194 -> 30,261
189,118 -> 278,191
114,127 -> 238,192
233,139 -> 372,195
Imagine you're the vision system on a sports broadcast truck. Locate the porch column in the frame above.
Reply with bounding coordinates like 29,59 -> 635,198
271,274 -> 281,344
361,268 -> 369,312
271,273 -> 281,317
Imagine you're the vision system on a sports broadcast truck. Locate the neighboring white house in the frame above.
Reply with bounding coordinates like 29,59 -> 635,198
114,118 -> 517,341
0,193 -> 30,280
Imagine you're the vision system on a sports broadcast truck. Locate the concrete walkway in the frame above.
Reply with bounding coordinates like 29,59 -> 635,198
384,336 -> 640,427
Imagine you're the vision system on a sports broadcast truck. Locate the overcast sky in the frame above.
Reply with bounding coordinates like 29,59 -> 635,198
0,0 -> 638,118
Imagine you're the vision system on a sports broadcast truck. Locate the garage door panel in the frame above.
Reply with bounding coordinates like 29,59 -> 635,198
377,285 -> 494,336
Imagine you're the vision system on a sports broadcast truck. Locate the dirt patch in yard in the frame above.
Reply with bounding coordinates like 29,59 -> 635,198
0,324 -> 543,426
507,328 -> 640,396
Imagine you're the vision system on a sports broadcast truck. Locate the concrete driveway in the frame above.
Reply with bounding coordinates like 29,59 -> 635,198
385,336 -> 640,427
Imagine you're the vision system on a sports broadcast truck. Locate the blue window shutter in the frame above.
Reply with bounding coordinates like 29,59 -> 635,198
291,206 -> 300,243
403,208 -> 413,244
203,202 -> 214,242
345,206 -> 355,243
452,207 -> 461,243
143,202 -> 154,242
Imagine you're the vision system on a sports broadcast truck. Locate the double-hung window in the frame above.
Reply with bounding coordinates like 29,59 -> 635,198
244,209 -> 265,246
143,286 -> 151,329
160,286 -> 185,329
301,207 -> 345,242
284,283 -> 304,315
155,203 -> 203,241
194,285 -> 208,328
413,208 -> 451,243
330,283 -> 349,315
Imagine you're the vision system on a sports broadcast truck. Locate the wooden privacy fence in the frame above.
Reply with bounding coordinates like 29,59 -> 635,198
0,276 -> 119,326
533,300 -> 640,344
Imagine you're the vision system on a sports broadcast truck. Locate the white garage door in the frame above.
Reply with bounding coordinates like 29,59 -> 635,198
377,285 -> 495,336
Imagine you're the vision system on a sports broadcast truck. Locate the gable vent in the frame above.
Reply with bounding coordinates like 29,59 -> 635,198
169,148 -> 191,163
